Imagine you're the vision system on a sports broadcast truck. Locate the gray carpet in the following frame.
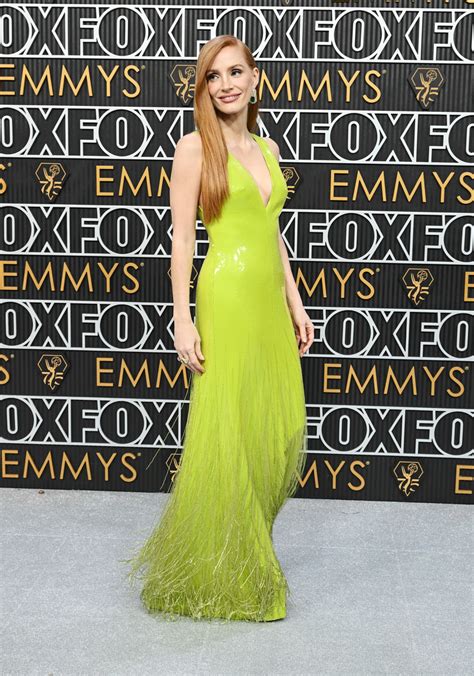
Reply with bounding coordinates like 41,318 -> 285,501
1,487 -> 472,675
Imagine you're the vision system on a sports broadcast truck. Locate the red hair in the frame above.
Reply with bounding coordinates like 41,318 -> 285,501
193,35 -> 259,223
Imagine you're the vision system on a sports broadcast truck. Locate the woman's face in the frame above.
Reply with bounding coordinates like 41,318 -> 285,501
205,45 -> 258,114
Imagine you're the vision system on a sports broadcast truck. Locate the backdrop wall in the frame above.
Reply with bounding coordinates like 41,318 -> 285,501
0,0 -> 473,503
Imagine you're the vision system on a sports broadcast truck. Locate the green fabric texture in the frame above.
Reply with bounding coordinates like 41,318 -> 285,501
123,132 -> 308,622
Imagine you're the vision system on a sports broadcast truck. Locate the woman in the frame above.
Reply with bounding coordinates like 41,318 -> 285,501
125,35 -> 314,622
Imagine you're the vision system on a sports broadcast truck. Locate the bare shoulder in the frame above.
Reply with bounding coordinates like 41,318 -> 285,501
261,135 -> 280,161
172,132 -> 202,180
170,131 -> 202,208
175,130 -> 202,157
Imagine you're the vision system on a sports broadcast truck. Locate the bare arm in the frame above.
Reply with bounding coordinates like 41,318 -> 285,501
265,136 -> 314,356
264,136 -> 304,314
169,133 -> 202,322
277,231 -> 304,313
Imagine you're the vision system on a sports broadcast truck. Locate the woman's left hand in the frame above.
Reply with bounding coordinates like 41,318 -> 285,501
290,306 -> 314,357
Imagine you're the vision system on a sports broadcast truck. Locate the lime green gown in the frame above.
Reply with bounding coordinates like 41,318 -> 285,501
125,131 -> 308,622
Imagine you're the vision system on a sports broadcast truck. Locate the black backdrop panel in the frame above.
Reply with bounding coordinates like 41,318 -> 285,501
0,1 -> 473,503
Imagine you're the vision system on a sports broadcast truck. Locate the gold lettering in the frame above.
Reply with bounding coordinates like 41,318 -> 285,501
299,460 -> 320,489
0,63 -> 14,95
325,459 -> 345,488
363,70 -> 382,103
97,65 -> 120,97
337,70 -> 359,102
422,366 -> 444,396
0,260 -> 18,290
464,271 -> 474,302
24,451 -> 55,479
348,461 -> 366,490
60,262 -> 94,292
96,357 -> 114,387
393,171 -> 426,203
120,453 -> 139,482
295,268 -> 327,298
122,65 -> 141,98
384,366 -> 417,395
122,262 -> 140,293
432,171 -> 455,203
0,354 -> 10,384
346,365 -> 378,394
447,366 -> 465,398
330,170 -> 349,201
332,267 -> 353,298
96,165 -> 115,196
2,449 -> 19,478
454,464 -> 473,495
58,65 -> 93,96
353,170 -> 387,202
358,268 -> 376,300
458,172 -> 474,205
22,261 -> 55,291
323,363 -> 342,393
20,65 -> 53,95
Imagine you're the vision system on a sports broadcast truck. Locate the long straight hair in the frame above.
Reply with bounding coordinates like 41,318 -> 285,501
193,36 -> 260,224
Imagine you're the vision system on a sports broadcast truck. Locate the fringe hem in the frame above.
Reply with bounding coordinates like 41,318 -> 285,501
120,322 -> 308,623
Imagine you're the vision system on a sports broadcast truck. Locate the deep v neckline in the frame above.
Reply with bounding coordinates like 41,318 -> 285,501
227,133 -> 273,210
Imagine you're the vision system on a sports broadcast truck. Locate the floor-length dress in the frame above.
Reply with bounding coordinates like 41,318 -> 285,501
125,131 -> 308,622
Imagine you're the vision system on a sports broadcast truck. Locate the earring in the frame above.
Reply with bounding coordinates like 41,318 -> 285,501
249,88 -> 257,104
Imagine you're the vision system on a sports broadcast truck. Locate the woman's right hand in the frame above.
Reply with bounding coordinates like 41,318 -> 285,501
174,317 -> 206,374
